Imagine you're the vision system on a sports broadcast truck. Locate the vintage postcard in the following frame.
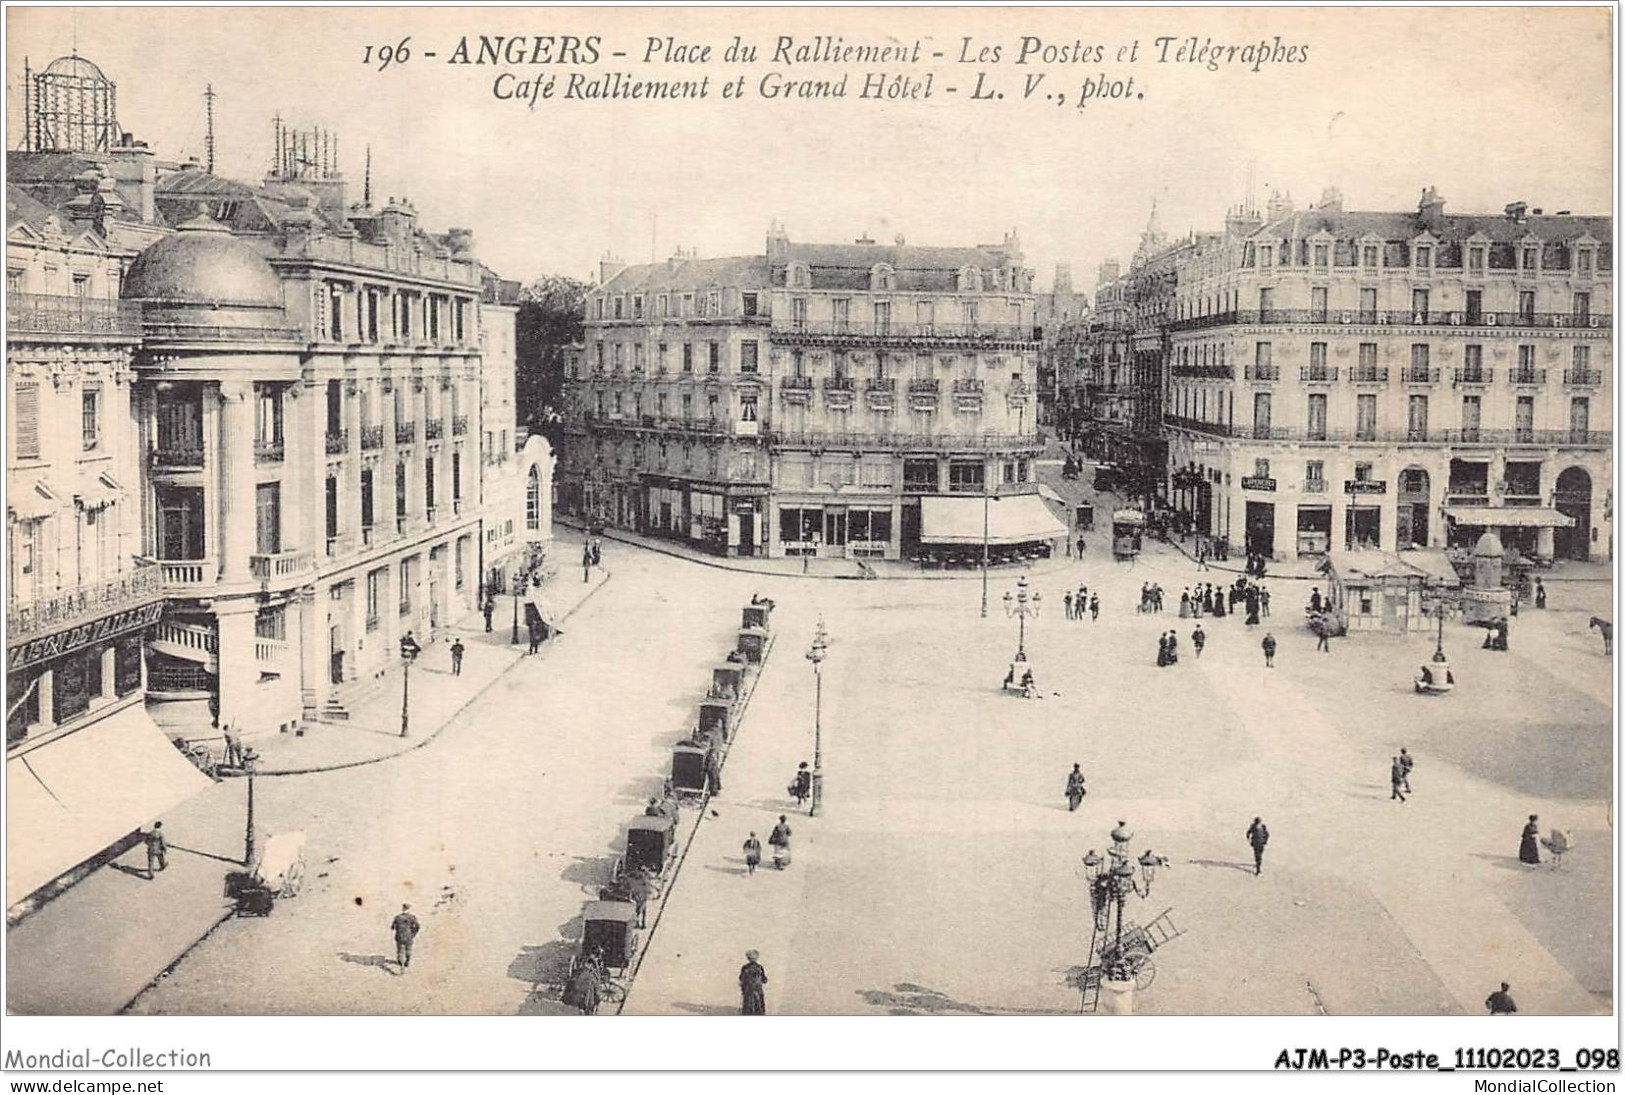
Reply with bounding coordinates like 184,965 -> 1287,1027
1,2 -> 1616,1079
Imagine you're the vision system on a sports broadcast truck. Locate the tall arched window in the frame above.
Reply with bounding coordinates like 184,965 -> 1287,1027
526,465 -> 541,531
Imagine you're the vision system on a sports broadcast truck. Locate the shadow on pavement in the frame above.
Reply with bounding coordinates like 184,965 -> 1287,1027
1471,852 -> 1542,873
1186,858 -> 1256,874
559,855 -> 613,890
337,951 -> 394,974
669,1000 -> 740,1015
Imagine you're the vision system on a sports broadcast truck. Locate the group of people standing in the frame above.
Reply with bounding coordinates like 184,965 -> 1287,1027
1064,585 -> 1101,622
1137,583 -> 1166,613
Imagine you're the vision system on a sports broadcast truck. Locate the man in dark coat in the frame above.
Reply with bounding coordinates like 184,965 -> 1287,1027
1065,764 -> 1087,811
1191,624 -> 1206,658
1399,749 -> 1414,793
391,904 -> 421,971
1485,982 -> 1517,1014
739,951 -> 768,1014
1246,817 -> 1269,875
1261,633 -> 1277,667
144,822 -> 168,879
1390,756 -> 1407,803
482,594 -> 495,633
582,543 -> 592,582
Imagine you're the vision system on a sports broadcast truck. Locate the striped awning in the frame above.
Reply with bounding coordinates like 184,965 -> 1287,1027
1443,505 -> 1575,529
9,479 -> 58,521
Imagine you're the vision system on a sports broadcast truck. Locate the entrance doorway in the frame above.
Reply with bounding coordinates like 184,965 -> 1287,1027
1346,505 -> 1382,549
329,625 -> 345,685
823,509 -> 847,557
1554,466 -> 1593,560
1245,501 -> 1276,557
738,511 -> 756,557
1396,467 -> 1431,548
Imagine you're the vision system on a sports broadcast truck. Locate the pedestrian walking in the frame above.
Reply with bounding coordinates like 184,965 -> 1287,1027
1309,587 -> 1323,614
1166,630 -> 1179,665
1261,588 -> 1271,617
1089,594 -> 1099,621
1064,591 -> 1074,621
743,833 -> 762,875
1156,633 -> 1170,667
391,904 -> 421,972
788,761 -> 812,808
527,618 -> 542,655
582,543 -> 593,582
1261,633 -> 1277,668
450,637 -> 465,676
768,816 -> 792,869
1077,535 -> 1087,558
482,594 -> 495,633
1485,982 -> 1517,1014
1534,577 -> 1546,609
591,538 -> 602,567
1179,590 -> 1191,618
1246,817 -> 1269,875
1519,814 -> 1542,865
1390,756 -> 1408,803
705,748 -> 723,797
1153,585 -> 1165,612
144,821 -> 168,879
1192,625 -> 1206,658
1315,626 -> 1331,653
1065,764 -> 1087,811
222,722 -> 245,769
739,950 -> 769,1014
1399,748 -> 1414,793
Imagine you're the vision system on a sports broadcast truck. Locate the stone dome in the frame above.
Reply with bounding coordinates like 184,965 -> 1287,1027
1472,531 -> 1505,558
122,211 -> 284,311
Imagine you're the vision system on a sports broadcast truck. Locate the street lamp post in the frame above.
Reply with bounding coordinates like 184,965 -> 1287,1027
805,616 -> 829,817
1081,821 -> 1165,983
399,633 -> 421,737
1002,573 -> 1042,658
511,570 -> 522,645
242,747 -> 259,867
981,479 -> 991,618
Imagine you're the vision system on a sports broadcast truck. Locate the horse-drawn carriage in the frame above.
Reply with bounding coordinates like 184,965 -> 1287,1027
562,900 -> 639,1015
232,831 -> 307,917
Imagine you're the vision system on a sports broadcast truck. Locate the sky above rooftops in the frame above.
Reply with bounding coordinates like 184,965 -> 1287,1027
6,6 -> 1611,291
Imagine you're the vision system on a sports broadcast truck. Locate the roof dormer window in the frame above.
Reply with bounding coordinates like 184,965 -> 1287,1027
960,266 -> 983,293
1576,246 -> 1596,277
1415,245 -> 1432,272
872,264 -> 895,291
1522,245 -> 1540,272
1468,246 -> 1487,274
788,263 -> 811,289
1361,244 -> 1379,269
613,296 -> 624,320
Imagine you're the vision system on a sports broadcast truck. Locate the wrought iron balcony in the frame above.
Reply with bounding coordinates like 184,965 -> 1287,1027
150,443 -> 205,469
1302,479 -> 1328,493
1453,368 -> 1493,387
7,292 -> 143,339
425,419 -> 444,440
781,375 -> 815,390
7,561 -> 164,641
326,429 -> 349,455
1400,367 -> 1440,385
1349,367 -> 1389,384
1507,367 -> 1547,386
772,320 -> 1040,348
1564,369 -> 1604,387
822,376 -> 857,391
452,415 -> 469,436
396,422 -> 417,445
1171,308 -> 1614,333
1171,364 -> 1234,380
361,424 -> 386,450
1244,365 -> 1280,381
254,438 -> 286,463
765,429 -> 1040,452
1300,366 -> 1339,383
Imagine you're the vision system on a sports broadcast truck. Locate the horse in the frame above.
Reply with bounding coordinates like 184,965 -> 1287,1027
1590,617 -> 1612,655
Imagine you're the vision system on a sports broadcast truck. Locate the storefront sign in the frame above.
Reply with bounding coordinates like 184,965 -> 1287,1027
1240,477 -> 1276,491
1344,480 -> 1389,495
7,600 -> 165,672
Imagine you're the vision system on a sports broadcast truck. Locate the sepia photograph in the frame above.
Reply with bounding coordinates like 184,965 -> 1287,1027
0,1 -> 1617,1079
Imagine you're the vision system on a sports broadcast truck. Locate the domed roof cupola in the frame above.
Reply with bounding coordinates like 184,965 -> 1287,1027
123,205 -> 284,312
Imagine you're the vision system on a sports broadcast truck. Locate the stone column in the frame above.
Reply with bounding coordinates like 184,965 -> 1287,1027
1536,525 -> 1555,563
215,604 -> 261,737
382,374 -> 400,538
218,380 -> 257,581
347,378 -> 364,546
297,585 -> 321,721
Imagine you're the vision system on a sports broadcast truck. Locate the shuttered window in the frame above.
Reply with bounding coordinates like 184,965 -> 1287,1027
14,385 -> 40,460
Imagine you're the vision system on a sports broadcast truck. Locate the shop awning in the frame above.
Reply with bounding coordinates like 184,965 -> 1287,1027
1324,548 -> 1461,586
6,703 -> 214,901
8,478 -> 59,521
73,471 -> 122,510
920,494 -> 1068,546
1443,505 -> 1575,529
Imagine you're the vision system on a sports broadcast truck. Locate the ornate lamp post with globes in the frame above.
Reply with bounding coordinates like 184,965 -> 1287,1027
805,616 -> 829,817
1002,573 -> 1041,658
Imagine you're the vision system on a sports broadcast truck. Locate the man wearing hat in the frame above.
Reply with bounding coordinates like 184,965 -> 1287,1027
739,950 -> 768,1014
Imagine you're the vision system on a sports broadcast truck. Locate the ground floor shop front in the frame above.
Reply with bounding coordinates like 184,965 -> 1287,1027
1166,433 -> 1612,564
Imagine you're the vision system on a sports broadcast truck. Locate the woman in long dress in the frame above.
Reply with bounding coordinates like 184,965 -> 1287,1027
739,950 -> 768,1014
1519,814 -> 1542,865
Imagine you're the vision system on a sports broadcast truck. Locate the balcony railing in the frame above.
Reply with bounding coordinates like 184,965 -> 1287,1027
1507,368 -> 1547,386
255,636 -> 290,664
822,376 -> 857,392
1443,428 -> 1610,448
139,557 -> 216,590
140,320 -> 304,343
1171,364 -> 1234,380
1299,366 -> 1339,383
773,320 -> 1039,345
7,292 -> 143,338
148,663 -> 214,694
7,562 -> 164,641
452,415 -> 468,436
1564,369 -> 1604,386
254,438 -> 285,463
1349,367 -> 1389,384
1244,365 -> 1280,381
1171,308 -> 1613,332
361,424 -> 386,450
396,422 -> 417,445
250,549 -> 316,583
781,376 -> 815,391
149,444 -> 205,469
1400,367 -> 1441,385
425,419 -> 445,441
953,378 -> 986,394
765,429 -> 1040,452
1452,368 -> 1493,387
1302,479 -> 1328,493
325,429 -> 349,455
